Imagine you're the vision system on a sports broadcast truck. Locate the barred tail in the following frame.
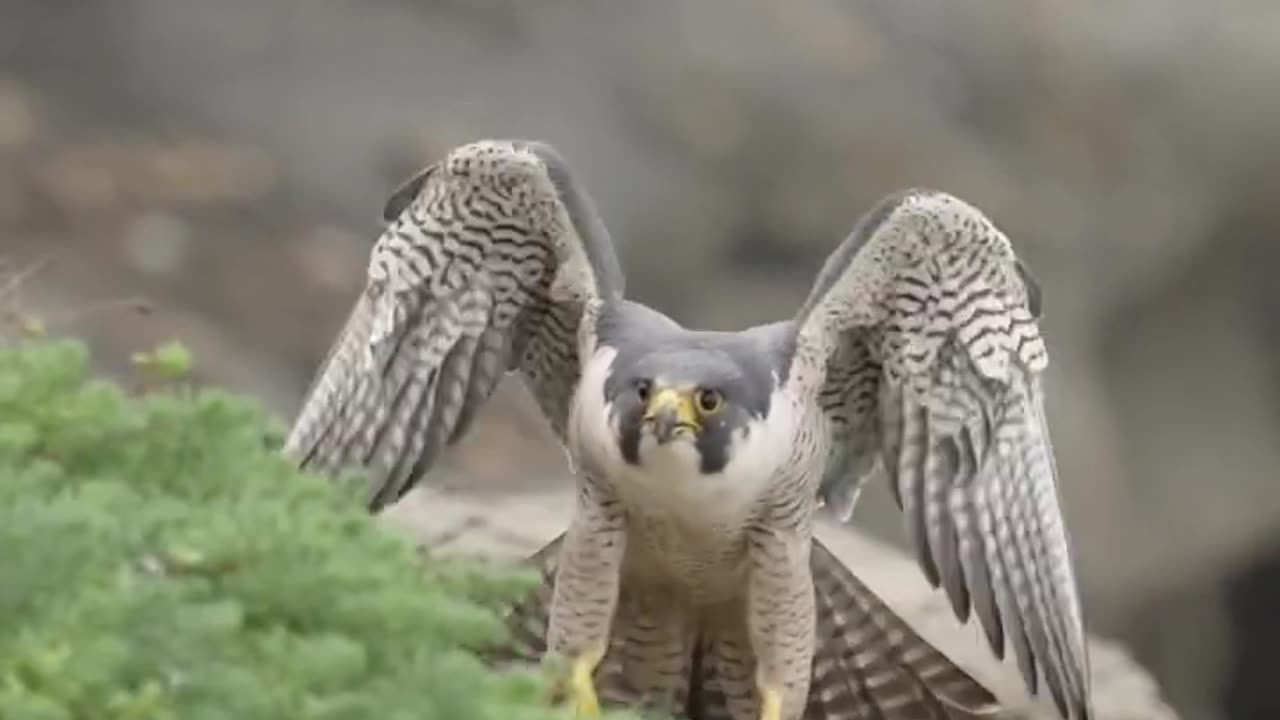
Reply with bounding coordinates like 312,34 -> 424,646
803,537 -> 1000,719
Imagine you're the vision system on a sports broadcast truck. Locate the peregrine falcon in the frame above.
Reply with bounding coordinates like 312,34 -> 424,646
284,139 -> 1092,720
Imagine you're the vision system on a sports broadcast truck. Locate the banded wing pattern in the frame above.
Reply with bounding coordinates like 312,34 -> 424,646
284,140 -> 623,510
794,190 -> 1091,719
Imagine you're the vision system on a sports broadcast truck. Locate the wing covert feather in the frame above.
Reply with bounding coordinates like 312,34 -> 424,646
284,139 -> 623,510
794,190 -> 1092,720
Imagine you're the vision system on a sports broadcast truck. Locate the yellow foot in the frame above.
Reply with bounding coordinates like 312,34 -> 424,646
759,685 -> 783,720
568,650 -> 604,717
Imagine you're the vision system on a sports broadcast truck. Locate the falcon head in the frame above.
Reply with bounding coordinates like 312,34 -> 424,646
605,344 -> 777,476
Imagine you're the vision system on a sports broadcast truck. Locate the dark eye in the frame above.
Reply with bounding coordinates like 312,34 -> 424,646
695,388 -> 724,414
634,379 -> 651,403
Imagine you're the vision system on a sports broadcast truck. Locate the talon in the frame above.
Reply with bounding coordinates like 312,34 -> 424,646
759,684 -> 782,720
568,649 -> 604,717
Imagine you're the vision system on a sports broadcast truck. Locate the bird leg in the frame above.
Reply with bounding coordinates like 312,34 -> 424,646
547,478 -> 626,717
567,645 -> 606,716
747,527 -> 816,720
758,684 -> 783,720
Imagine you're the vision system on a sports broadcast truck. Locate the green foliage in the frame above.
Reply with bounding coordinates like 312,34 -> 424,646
130,340 -> 194,382
0,336 -> 611,720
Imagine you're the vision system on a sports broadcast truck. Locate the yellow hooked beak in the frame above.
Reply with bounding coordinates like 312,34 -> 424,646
642,387 -> 700,443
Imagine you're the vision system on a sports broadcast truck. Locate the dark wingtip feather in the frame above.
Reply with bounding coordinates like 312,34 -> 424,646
899,401 -> 942,587
910,510 -> 942,588
988,510 -> 1038,696
963,542 -> 1004,659
382,166 -> 435,223
941,538 -> 971,622
933,436 -> 971,622
1011,622 -> 1039,695
1015,259 -> 1043,319
1047,669 -> 1070,720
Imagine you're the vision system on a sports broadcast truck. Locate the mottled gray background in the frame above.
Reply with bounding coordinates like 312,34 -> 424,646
3,2 -> 1278,718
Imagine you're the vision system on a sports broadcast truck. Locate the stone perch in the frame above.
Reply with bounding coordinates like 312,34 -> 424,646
380,486 -> 1180,720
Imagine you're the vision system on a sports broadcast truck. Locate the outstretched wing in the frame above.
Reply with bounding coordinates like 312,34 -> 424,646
284,139 -> 624,510
790,189 -> 1091,719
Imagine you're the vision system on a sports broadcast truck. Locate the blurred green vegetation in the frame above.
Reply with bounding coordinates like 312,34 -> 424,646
0,334 -> 615,720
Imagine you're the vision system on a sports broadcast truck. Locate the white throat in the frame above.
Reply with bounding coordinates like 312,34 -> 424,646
569,346 -> 803,528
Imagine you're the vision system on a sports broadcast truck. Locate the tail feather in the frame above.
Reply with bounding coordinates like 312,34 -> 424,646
804,537 -> 1001,719
482,534 -> 1001,719
484,534 -> 559,667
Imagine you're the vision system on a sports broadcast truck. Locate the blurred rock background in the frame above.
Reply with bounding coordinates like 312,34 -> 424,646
2,1 -> 1277,718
